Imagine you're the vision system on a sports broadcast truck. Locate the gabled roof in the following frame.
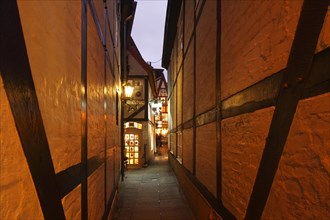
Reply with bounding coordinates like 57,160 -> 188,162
128,37 -> 157,97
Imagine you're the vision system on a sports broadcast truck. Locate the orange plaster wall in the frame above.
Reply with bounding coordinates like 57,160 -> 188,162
88,166 -> 105,220
195,0 -> 216,115
316,7 -> 330,53
5,1 -> 122,219
17,1 -> 83,218
183,128 -> 194,173
196,122 -> 217,197
0,76 -> 44,220
183,44 -> 194,123
87,5 -> 106,160
221,107 -> 275,219
167,1 -> 329,219
184,0 -> 194,54
262,93 -> 330,219
61,185 -> 81,220
18,0 -> 82,174
177,69 -> 183,125
221,0 -> 303,100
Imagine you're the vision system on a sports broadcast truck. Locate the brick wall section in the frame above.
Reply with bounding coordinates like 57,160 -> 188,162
184,0 -> 194,54
221,0 -> 303,100
262,93 -> 330,219
183,45 -> 194,123
196,122 -> 217,197
177,69 -> 183,126
172,132 -> 177,157
177,9 -> 184,72
221,107 -> 275,218
183,128 -> 194,173
195,0 -> 216,115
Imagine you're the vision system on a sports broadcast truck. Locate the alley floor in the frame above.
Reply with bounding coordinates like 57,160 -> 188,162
113,147 -> 195,220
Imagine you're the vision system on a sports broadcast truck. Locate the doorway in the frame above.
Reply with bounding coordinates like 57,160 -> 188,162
124,133 -> 139,165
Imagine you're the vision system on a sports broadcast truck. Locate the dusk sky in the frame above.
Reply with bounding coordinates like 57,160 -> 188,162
131,0 -> 168,77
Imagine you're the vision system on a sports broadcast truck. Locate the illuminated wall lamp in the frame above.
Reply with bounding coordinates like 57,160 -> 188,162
124,84 -> 134,98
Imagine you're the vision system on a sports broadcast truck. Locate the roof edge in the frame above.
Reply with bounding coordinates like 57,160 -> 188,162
128,37 -> 158,97
161,0 -> 183,69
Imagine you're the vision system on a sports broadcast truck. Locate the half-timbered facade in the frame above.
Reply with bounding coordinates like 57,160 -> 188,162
1,0 -> 125,219
123,37 -> 157,167
154,69 -> 169,145
162,0 -> 330,219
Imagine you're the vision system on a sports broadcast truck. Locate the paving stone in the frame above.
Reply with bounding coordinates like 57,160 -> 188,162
114,148 -> 195,220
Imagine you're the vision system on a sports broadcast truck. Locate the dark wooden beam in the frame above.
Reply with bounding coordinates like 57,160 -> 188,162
81,0 -> 88,219
103,0 -> 108,211
183,118 -> 194,129
196,108 -> 216,127
192,0 -> 197,176
0,1 -> 65,219
87,0 -> 105,46
172,49 -> 330,133
125,104 -> 146,121
222,47 -> 330,119
215,0 -> 222,205
104,0 -> 119,70
56,155 -> 104,199
245,1 -> 329,219
125,118 -> 148,122
144,78 -> 149,119
181,0 -> 185,165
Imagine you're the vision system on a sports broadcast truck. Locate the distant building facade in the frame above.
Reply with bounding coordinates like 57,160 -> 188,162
154,69 -> 169,145
123,36 -> 157,167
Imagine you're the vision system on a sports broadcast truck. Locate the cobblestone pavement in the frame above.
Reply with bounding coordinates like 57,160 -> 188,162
113,147 -> 195,220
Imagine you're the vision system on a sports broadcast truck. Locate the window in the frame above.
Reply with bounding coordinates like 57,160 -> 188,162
124,134 -> 139,165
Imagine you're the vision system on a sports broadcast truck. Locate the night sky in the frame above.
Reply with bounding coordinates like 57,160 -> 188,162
131,0 -> 168,79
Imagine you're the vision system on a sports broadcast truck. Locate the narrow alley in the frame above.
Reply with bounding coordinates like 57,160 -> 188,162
114,147 -> 194,220
1,0 -> 329,220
